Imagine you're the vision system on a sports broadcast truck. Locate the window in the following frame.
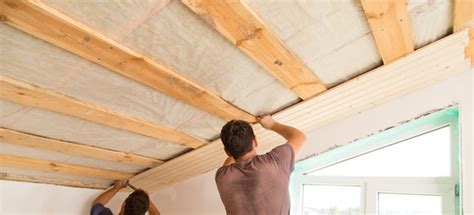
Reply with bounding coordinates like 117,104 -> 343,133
309,127 -> 451,177
302,185 -> 361,214
378,193 -> 442,215
291,107 -> 461,215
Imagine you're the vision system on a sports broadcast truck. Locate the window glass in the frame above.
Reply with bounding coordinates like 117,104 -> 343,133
302,185 -> 360,215
309,126 -> 451,177
378,193 -> 442,215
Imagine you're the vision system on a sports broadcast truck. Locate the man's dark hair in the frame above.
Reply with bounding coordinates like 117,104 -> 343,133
123,190 -> 149,215
221,120 -> 255,159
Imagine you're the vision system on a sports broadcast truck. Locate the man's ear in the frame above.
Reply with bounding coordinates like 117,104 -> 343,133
224,148 -> 232,157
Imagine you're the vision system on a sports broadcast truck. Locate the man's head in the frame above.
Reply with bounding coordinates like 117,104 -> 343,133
123,190 -> 149,215
220,120 -> 256,159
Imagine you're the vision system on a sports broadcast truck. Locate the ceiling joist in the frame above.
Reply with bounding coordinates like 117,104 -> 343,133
0,172 -> 110,189
0,154 -> 135,180
0,75 -> 205,148
361,0 -> 414,64
0,128 -> 163,168
181,0 -> 327,100
453,0 -> 474,65
0,0 -> 255,122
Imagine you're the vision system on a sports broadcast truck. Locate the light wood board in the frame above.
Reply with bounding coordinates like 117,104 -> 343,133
129,30 -> 470,192
0,0 -> 254,122
182,0 -> 326,100
0,128 -> 163,168
0,75 -> 205,148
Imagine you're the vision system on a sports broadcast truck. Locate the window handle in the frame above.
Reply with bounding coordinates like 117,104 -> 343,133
455,184 -> 460,197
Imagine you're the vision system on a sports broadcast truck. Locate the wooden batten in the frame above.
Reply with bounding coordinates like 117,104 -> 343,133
0,128 -> 163,168
0,0 -> 255,122
0,173 -> 110,189
181,0 -> 327,100
453,0 -> 474,65
0,75 -> 206,148
0,154 -> 135,180
361,0 -> 414,64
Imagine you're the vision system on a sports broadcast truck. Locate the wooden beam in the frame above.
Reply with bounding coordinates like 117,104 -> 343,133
181,0 -> 327,100
361,0 -> 414,64
130,30 -> 470,191
0,154 -> 135,180
0,128 -> 163,168
0,172 -> 110,189
453,0 -> 474,65
0,75 -> 206,149
0,0 -> 254,122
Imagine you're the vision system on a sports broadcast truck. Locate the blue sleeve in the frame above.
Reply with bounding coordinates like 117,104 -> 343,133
90,203 -> 113,215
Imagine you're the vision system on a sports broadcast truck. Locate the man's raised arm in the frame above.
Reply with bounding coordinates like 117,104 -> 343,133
258,115 -> 307,154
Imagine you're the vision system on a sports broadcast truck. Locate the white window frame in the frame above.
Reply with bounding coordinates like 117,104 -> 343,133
290,107 -> 461,215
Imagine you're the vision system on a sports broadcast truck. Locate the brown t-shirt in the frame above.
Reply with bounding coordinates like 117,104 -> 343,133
215,144 -> 295,215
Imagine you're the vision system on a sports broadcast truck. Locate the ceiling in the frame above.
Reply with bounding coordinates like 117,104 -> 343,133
0,0 -> 470,190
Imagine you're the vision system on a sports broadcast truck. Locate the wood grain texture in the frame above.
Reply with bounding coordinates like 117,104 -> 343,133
130,30 -> 470,192
0,172 -> 110,189
0,154 -> 135,180
181,0 -> 327,100
0,74 -> 206,148
361,0 -> 414,63
133,35 -> 469,185
0,0 -> 254,122
453,0 -> 474,65
0,128 -> 163,168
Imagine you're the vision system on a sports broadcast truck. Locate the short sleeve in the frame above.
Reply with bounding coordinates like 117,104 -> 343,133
267,144 -> 295,175
215,166 -> 225,181
90,203 -> 113,215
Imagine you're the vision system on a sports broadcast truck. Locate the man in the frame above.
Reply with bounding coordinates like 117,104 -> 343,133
90,180 -> 160,215
216,115 -> 307,215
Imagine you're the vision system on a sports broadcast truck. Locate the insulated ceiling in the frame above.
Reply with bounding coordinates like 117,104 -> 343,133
0,0 -> 460,189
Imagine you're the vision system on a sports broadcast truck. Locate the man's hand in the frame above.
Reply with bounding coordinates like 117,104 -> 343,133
257,114 -> 306,154
113,180 -> 125,190
92,180 -> 124,206
257,115 -> 276,130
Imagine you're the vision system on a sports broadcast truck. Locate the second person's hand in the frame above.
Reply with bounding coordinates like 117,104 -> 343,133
113,180 -> 125,190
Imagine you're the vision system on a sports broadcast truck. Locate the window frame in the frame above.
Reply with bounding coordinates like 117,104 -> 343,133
290,107 -> 461,214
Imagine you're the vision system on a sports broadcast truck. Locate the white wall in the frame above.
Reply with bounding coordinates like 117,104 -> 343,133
0,180 -> 129,214
151,69 -> 473,215
0,70 -> 472,215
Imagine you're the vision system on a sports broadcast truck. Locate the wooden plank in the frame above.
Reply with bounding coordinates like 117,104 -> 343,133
0,154 -> 135,180
453,0 -> 474,65
139,62 -> 467,189
129,30 -> 470,191
137,57 -> 467,187
181,0 -> 327,100
0,128 -> 163,168
0,75 -> 206,149
142,50 -> 469,190
0,0 -> 254,122
133,33 -> 468,189
0,172 -> 110,189
453,0 -> 474,32
361,0 -> 414,63
132,30 -> 468,186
